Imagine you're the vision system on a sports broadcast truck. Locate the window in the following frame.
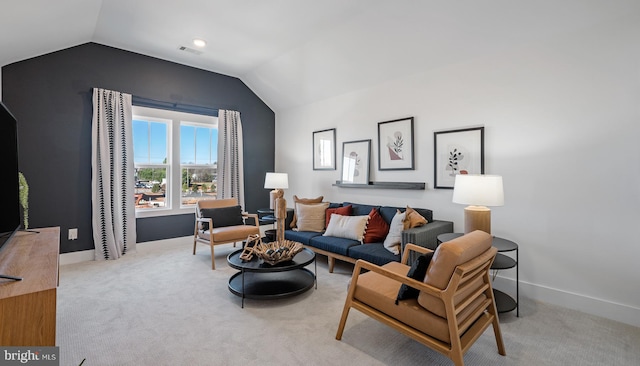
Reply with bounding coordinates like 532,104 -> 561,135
132,106 -> 217,217
180,123 -> 217,206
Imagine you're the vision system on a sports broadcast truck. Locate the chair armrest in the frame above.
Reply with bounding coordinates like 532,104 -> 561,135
195,217 -> 214,233
400,243 -> 434,265
243,213 -> 260,228
351,259 -> 444,298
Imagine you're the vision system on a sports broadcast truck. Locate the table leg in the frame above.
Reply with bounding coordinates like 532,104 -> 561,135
241,268 -> 245,309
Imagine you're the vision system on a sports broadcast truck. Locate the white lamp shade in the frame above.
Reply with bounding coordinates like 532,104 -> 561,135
264,172 -> 289,189
452,174 -> 504,207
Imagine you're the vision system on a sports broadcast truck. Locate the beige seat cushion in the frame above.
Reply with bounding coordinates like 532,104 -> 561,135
198,225 -> 259,243
417,230 -> 492,315
353,261 -> 485,344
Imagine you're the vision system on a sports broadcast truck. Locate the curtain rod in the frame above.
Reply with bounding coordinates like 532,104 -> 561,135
131,95 -> 240,117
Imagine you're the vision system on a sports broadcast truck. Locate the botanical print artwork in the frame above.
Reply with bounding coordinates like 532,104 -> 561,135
386,131 -> 404,160
447,145 -> 470,175
378,117 -> 414,170
434,127 -> 484,189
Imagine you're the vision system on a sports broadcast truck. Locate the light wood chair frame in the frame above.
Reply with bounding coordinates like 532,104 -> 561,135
193,198 -> 260,270
336,243 -> 506,366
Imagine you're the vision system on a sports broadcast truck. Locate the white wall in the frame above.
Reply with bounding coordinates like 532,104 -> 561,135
275,14 -> 640,326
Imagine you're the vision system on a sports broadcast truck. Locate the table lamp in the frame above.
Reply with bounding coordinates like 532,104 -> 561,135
264,172 -> 289,210
452,174 -> 504,234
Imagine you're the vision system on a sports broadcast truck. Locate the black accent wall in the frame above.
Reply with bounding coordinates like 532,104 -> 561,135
1,43 -> 275,253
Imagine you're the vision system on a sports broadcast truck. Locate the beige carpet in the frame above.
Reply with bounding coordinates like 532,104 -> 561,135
57,237 -> 640,366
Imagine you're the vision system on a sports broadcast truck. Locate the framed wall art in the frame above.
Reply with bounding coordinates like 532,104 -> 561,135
434,126 -> 484,189
341,139 -> 371,185
312,128 -> 336,170
378,117 -> 414,170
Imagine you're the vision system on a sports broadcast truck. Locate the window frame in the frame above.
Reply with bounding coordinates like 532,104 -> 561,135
132,106 -> 217,218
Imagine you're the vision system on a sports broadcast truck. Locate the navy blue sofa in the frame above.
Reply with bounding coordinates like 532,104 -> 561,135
284,202 -> 454,272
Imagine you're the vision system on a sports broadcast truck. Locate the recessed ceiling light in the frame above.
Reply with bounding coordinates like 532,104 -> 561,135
193,39 -> 206,48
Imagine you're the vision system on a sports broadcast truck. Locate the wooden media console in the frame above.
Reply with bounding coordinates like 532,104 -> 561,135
0,227 -> 59,346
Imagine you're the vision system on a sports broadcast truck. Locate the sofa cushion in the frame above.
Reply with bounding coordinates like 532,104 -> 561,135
343,202 -> 380,217
200,206 -> 244,230
325,204 -> 352,227
382,210 -> 406,255
348,243 -> 400,266
284,230 -> 322,245
363,208 -> 390,243
378,206 -> 401,225
295,202 -> 329,232
396,252 -> 433,303
308,235 -> 360,256
417,230 -> 492,315
323,214 -> 369,242
404,206 -> 428,229
290,195 -> 324,228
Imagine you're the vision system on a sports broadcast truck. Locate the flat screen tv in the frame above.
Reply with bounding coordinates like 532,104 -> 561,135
0,101 -> 21,253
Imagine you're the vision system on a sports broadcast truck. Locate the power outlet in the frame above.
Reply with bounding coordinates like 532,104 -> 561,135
68,228 -> 78,240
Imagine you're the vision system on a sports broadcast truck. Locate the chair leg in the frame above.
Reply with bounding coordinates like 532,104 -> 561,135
335,300 -> 352,340
328,257 -> 335,273
210,243 -> 216,270
492,315 -> 506,355
193,238 -> 197,255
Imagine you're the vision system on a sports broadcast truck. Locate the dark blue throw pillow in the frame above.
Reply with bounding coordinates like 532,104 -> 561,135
396,252 -> 434,304
200,206 -> 244,230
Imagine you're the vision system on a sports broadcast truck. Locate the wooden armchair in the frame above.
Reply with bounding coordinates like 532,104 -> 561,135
336,230 -> 505,366
193,198 -> 260,269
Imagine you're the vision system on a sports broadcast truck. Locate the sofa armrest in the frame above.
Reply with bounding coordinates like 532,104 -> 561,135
401,219 -> 454,251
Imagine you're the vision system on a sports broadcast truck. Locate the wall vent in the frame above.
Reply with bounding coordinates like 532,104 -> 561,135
178,46 -> 203,55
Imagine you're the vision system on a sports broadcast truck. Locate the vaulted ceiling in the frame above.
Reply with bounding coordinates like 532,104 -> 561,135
2,0 -> 638,112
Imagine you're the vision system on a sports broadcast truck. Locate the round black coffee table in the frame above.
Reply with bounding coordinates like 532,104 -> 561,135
227,247 -> 316,308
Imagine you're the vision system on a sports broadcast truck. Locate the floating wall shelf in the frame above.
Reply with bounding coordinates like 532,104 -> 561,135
332,181 -> 426,190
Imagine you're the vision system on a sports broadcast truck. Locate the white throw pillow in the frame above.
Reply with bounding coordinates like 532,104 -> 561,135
323,214 -> 369,242
383,210 -> 406,255
295,202 -> 330,232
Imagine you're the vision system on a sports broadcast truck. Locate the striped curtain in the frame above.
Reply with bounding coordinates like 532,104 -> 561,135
217,110 -> 245,208
91,88 -> 136,260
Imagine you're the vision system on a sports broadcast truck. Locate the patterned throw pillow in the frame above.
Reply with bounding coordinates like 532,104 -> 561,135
363,208 -> 390,243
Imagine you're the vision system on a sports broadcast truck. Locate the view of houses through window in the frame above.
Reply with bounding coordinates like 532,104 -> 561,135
132,106 -> 217,213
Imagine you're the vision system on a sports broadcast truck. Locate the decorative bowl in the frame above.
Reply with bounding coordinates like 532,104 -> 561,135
252,240 -> 303,265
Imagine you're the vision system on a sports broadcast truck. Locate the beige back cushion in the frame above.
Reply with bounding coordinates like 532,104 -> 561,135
416,230 -> 492,316
196,198 -> 239,217
422,230 -> 492,290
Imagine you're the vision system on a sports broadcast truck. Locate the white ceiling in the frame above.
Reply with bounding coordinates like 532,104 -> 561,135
2,0 -> 639,112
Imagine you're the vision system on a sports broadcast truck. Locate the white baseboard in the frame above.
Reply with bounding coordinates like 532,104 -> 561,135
59,236 -> 193,266
493,275 -> 640,328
